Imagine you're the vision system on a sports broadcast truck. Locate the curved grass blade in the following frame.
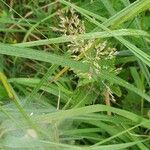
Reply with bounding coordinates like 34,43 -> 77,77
0,72 -> 14,99
0,43 -> 89,73
14,29 -> 149,47
34,104 -> 150,129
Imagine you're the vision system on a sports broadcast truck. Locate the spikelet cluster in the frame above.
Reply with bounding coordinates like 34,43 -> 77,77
52,8 -> 86,53
53,7 -> 119,78
53,7 -> 121,102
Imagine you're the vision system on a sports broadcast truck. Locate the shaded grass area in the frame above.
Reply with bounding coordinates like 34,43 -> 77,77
0,0 -> 150,149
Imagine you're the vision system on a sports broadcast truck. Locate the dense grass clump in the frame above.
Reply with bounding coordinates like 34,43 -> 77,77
0,0 -> 150,149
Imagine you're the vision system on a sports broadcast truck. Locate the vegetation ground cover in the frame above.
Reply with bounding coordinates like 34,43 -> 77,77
0,0 -> 150,149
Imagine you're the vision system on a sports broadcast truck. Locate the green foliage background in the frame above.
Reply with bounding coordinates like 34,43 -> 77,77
0,0 -> 150,149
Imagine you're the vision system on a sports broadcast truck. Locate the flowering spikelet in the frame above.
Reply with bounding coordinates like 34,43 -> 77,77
52,7 -> 86,53
53,6 -> 121,104
53,7 -> 119,81
54,8 -> 85,35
